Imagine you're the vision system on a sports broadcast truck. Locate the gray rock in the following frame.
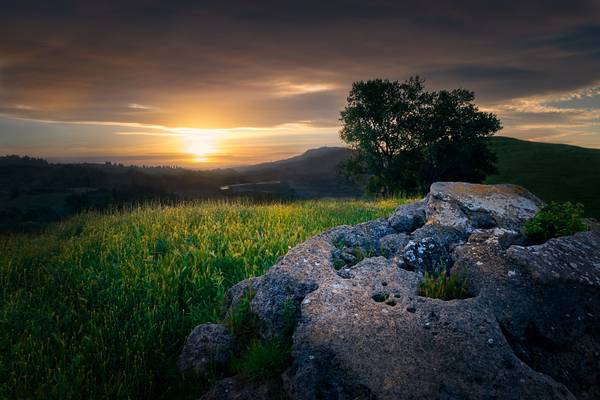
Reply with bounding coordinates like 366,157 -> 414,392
452,224 -> 600,399
287,274 -> 573,400
184,182 -> 598,400
177,323 -> 235,373
507,227 -> 600,288
200,376 -> 282,400
410,223 -> 468,250
354,217 -> 396,239
378,233 -> 409,258
388,199 -> 427,232
426,182 -> 543,234
224,276 -> 261,311
235,237 -> 330,339
403,236 -> 452,273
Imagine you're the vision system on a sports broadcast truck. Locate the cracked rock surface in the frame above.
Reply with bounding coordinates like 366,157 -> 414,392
180,182 -> 600,400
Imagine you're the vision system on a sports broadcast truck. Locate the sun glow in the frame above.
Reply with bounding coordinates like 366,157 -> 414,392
181,132 -> 218,163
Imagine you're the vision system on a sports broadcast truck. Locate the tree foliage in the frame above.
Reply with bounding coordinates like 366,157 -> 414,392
340,77 -> 501,195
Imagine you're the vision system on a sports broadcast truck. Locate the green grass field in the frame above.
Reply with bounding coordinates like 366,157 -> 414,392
487,137 -> 600,218
0,198 -> 403,399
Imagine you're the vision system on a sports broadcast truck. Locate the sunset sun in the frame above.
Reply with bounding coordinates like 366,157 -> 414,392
182,134 -> 218,163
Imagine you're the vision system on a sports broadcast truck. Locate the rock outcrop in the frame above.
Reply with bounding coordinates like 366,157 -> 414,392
180,182 -> 600,400
177,323 -> 235,373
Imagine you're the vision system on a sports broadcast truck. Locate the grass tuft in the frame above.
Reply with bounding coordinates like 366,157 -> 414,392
419,269 -> 471,301
230,339 -> 291,383
223,290 -> 259,348
227,298 -> 298,383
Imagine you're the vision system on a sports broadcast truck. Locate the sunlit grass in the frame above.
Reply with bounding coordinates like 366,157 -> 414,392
0,197 -> 405,399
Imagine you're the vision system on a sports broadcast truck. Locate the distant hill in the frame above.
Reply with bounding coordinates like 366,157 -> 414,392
235,146 -> 358,197
486,136 -> 600,218
237,138 -> 600,217
234,138 -> 600,217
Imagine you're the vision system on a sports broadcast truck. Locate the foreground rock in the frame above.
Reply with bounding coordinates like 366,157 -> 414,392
177,323 -> 235,373
180,182 -> 600,399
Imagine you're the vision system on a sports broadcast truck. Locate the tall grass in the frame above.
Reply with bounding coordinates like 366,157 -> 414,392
0,198 -> 403,399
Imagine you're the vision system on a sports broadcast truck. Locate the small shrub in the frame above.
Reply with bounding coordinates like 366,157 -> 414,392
419,269 -> 470,301
524,201 -> 587,244
224,290 -> 259,347
351,247 -> 365,262
230,338 -> 291,383
333,259 -> 346,270
333,239 -> 346,249
279,299 -> 298,338
227,298 -> 296,384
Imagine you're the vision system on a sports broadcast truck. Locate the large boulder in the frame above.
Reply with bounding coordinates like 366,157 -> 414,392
388,199 -> 427,232
181,182 -> 599,399
426,182 -> 543,234
378,233 -> 409,258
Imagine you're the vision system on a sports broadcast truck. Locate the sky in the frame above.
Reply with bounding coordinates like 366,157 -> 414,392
1,0 -> 599,169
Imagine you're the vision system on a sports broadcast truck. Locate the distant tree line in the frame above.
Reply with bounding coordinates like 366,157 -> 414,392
1,153 -> 346,231
0,157 -> 248,231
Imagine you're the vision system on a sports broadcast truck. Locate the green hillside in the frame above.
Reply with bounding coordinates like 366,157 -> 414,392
487,137 -> 600,218
0,198 -> 404,399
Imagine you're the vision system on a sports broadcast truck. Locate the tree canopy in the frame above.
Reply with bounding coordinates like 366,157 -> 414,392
340,77 -> 501,195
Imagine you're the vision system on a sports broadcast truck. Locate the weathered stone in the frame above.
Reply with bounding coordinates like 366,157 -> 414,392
507,226 -> 600,288
410,223 -> 468,250
287,282 -> 573,400
177,323 -> 235,373
388,199 -> 427,232
451,224 -> 600,399
200,376 -> 282,400
354,217 -> 396,239
224,276 -> 261,311
403,236 -> 452,273
426,182 -> 543,234
184,182 -> 599,400
378,233 -> 409,258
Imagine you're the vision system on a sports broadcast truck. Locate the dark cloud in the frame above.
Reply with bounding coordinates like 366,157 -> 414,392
545,24 -> 600,56
0,0 -> 599,154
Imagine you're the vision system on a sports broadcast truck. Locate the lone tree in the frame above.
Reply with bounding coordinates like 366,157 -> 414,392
340,77 -> 501,196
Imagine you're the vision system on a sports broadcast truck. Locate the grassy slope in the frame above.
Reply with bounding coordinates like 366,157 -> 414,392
487,137 -> 600,218
0,198 -> 404,400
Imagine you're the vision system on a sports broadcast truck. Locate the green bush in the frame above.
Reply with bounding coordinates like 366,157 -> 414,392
419,269 -> 470,301
228,298 -> 297,383
230,338 -> 291,383
223,290 -> 259,348
524,201 -> 587,244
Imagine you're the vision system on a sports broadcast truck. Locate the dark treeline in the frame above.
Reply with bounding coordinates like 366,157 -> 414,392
0,150 -> 360,232
0,156 -> 277,231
